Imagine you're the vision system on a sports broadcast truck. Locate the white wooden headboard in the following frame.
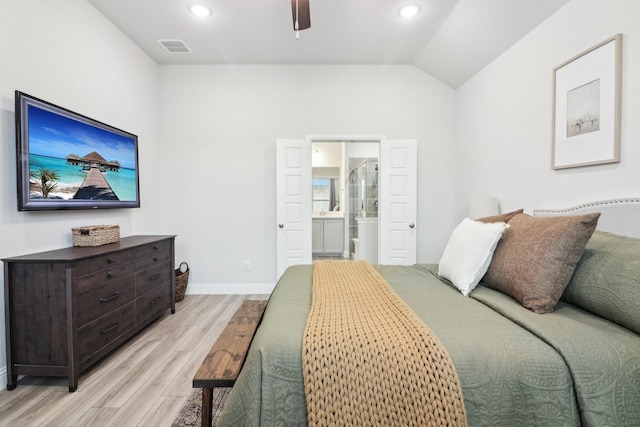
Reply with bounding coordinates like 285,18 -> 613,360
533,198 -> 640,238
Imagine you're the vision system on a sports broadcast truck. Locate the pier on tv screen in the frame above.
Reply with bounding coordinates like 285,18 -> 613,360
15,91 -> 140,210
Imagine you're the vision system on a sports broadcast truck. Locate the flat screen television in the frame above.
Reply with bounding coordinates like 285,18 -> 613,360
15,91 -> 140,210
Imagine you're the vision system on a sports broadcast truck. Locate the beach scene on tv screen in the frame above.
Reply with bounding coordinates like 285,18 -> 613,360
27,104 -> 137,202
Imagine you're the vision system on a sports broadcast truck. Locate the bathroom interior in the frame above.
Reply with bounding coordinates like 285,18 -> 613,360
311,142 -> 379,262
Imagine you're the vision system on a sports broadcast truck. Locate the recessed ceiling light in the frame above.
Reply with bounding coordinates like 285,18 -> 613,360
189,4 -> 211,17
398,4 -> 420,19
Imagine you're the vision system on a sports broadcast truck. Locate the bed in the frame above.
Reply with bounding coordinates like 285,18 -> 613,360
219,199 -> 640,426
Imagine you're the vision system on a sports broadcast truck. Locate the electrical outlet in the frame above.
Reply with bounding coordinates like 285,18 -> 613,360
243,260 -> 251,272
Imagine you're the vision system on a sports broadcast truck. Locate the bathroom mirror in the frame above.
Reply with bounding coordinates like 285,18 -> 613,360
312,175 -> 340,212
312,142 -> 343,213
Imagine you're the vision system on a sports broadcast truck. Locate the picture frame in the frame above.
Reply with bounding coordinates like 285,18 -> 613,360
552,34 -> 622,170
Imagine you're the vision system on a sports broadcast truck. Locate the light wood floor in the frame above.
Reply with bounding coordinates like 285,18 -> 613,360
0,294 -> 265,427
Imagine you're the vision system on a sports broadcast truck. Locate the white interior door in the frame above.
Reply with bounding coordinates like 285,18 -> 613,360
379,139 -> 417,265
276,139 -> 312,280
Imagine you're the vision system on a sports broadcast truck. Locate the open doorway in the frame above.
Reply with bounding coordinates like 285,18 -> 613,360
276,137 -> 416,280
311,140 -> 379,262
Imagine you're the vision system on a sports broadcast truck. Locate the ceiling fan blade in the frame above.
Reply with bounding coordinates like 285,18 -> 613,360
291,0 -> 311,30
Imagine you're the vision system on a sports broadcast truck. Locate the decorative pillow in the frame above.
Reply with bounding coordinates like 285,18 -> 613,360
477,209 -> 523,224
438,218 -> 509,297
562,230 -> 640,335
482,212 -> 600,313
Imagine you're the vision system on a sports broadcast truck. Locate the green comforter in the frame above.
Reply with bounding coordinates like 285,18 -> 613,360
219,264 -> 640,426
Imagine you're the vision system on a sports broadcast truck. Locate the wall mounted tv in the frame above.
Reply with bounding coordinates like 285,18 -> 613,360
15,91 -> 140,211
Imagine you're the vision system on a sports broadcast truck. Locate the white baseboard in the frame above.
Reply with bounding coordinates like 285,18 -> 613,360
186,282 -> 276,295
0,366 -> 6,391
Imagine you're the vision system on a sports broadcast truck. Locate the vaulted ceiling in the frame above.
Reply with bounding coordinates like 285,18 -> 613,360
88,0 -> 570,88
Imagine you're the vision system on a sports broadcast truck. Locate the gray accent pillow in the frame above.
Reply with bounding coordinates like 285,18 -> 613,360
482,213 -> 600,313
562,230 -> 640,334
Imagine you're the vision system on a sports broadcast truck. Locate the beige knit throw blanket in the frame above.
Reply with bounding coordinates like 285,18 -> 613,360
302,260 -> 467,427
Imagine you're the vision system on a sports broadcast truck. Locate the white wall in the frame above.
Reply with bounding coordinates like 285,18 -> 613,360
156,65 -> 457,291
0,0 -> 159,388
456,0 -> 640,218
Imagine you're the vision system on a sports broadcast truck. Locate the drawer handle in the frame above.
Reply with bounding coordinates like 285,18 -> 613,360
147,273 -> 162,282
107,272 -> 114,279
101,322 -> 119,334
99,292 -> 120,303
149,296 -> 163,305
107,257 -> 114,264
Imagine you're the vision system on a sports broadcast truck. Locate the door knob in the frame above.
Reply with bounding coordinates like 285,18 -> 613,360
409,223 -> 415,228
279,224 -> 284,228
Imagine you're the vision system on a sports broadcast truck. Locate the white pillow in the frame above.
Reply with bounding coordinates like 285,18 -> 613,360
438,218 -> 509,296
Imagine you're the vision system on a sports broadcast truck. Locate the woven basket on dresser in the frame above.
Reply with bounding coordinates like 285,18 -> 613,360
175,262 -> 190,302
72,225 -> 120,247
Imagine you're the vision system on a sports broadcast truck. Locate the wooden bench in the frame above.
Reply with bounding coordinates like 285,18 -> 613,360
193,299 -> 268,427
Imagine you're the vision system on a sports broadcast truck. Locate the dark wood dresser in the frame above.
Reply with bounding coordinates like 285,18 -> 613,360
3,235 -> 176,392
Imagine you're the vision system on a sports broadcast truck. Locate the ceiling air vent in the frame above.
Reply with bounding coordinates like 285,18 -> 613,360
157,39 -> 192,53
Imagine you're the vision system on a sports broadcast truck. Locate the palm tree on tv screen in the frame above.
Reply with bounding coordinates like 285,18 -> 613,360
30,167 -> 60,199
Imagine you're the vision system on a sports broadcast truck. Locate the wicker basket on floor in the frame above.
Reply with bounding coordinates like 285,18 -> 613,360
175,262 -> 190,302
72,225 -> 120,247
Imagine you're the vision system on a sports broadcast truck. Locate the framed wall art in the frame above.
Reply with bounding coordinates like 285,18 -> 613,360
552,34 -> 622,169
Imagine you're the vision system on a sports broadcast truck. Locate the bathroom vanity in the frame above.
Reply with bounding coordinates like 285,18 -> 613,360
312,213 -> 344,256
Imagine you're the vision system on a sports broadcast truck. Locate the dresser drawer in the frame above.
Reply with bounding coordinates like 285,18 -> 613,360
136,284 -> 171,325
78,302 -> 135,362
133,240 -> 172,263
74,249 -> 134,277
76,261 -> 136,293
76,273 -> 135,326
136,260 -> 172,297
136,251 -> 171,271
